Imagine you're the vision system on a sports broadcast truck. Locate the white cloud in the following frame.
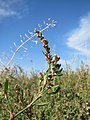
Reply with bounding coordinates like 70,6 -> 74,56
0,0 -> 28,21
66,12 -> 90,57
0,8 -> 17,17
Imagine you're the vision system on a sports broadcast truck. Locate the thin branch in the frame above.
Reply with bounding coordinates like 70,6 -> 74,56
9,94 -> 42,120
6,23 -> 52,67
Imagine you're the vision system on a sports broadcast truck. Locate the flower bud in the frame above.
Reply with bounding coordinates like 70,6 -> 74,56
10,113 -> 15,120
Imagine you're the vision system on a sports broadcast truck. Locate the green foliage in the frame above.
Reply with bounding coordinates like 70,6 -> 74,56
0,65 -> 90,119
3,79 -> 8,95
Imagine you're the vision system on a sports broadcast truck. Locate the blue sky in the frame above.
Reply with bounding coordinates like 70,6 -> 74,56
0,0 -> 90,71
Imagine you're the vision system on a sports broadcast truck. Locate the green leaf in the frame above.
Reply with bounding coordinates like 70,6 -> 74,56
43,70 -> 50,86
59,68 -> 63,72
38,32 -> 42,38
34,102 -> 49,106
4,79 -> 8,95
38,77 -> 42,86
48,85 -> 60,94
54,74 -> 63,76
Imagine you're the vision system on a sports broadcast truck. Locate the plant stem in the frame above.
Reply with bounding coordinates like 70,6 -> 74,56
9,94 -> 42,120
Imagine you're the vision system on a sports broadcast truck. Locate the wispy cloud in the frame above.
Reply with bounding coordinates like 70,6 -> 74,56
0,8 -> 17,17
0,0 -> 28,21
66,12 -> 90,57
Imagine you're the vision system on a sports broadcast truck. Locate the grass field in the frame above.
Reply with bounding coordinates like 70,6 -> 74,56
0,63 -> 90,120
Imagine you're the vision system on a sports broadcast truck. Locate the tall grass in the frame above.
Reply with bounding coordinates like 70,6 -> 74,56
0,64 -> 90,120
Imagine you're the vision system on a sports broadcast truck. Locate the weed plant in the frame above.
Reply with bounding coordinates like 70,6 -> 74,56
0,20 -> 90,120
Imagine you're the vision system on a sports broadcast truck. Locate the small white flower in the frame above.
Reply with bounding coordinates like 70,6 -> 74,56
48,18 -> 51,21
25,34 -> 29,38
21,40 -> 23,43
13,42 -> 17,48
20,34 -> 22,38
43,21 -> 46,24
